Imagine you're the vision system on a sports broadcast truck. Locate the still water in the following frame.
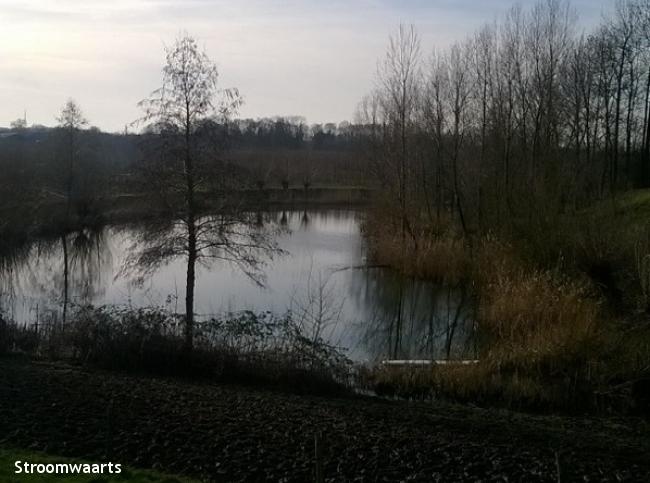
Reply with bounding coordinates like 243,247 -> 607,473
0,209 -> 474,362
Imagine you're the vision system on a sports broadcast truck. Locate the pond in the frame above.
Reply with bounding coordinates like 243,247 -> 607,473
0,208 -> 475,362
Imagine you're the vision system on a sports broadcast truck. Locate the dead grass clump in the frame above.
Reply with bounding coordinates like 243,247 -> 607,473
365,363 -> 586,410
363,207 -> 470,284
363,206 -> 647,412
363,233 -> 610,411
476,242 -> 601,370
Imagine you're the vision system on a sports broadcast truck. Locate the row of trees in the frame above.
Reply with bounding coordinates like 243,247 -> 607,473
359,0 -> 650,237
228,118 -> 361,150
0,115 -> 365,207
0,121 -> 136,216
4,117 -> 359,153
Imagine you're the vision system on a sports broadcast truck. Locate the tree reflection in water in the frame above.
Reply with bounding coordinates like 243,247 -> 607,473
0,209 -> 475,362
346,266 -> 475,361
0,225 -> 112,327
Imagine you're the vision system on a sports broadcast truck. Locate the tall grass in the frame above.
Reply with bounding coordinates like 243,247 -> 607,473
362,207 -> 650,413
363,205 -> 469,284
475,239 -> 600,369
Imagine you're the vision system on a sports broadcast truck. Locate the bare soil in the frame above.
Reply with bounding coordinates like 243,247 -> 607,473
1,357 -> 648,482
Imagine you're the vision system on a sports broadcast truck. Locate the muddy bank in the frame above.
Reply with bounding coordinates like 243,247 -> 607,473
0,357 -> 648,482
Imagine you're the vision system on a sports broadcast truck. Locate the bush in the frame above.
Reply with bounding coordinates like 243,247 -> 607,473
69,306 -> 352,394
1,305 -> 353,395
0,315 -> 40,355
363,206 -> 470,284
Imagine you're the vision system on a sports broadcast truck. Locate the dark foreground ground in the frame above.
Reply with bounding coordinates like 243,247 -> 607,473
1,357 -> 649,482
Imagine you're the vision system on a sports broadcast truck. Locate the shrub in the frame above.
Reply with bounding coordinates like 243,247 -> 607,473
363,206 -> 470,284
0,315 -> 40,355
69,306 -> 352,394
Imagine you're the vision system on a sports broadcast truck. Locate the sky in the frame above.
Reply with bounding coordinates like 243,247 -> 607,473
0,0 -> 616,132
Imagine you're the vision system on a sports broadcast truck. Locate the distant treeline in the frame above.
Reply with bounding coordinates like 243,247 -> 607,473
0,116 -> 372,218
0,116 -> 362,152
226,118 -> 362,150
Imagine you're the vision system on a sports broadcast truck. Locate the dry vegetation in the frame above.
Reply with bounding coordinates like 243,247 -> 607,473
363,199 -> 650,413
0,306 -> 352,396
356,0 -> 650,413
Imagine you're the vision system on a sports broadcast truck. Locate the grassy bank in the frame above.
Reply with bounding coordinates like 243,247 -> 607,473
362,192 -> 650,413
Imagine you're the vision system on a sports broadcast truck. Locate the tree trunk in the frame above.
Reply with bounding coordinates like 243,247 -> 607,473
613,39 -> 628,191
67,128 -> 74,220
643,69 -> 650,187
184,102 -> 197,354
185,231 -> 196,353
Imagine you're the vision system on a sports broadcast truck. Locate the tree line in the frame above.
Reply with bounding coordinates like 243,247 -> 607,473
0,114 -> 366,215
357,0 -> 650,238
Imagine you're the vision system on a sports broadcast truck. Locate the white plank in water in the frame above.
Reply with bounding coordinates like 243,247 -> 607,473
381,360 -> 479,366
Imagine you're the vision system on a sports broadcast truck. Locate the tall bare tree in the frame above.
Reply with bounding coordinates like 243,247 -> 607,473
56,99 -> 87,325
57,99 -> 87,219
132,34 -> 278,352
376,24 -> 422,242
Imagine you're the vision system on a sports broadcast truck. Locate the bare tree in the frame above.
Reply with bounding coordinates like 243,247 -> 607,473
641,0 -> 650,181
609,0 -> 638,189
57,99 -> 87,219
376,24 -> 422,243
471,24 -> 497,228
56,99 -> 87,325
445,42 -> 473,236
131,34 -> 279,352
423,50 -> 449,224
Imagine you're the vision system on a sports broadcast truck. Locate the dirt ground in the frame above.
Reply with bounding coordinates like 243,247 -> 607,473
1,357 -> 649,482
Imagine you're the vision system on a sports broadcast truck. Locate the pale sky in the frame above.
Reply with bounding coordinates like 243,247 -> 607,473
0,0 -> 614,132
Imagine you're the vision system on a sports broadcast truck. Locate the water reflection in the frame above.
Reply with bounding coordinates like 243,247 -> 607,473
0,226 -> 112,325
0,235 -> 32,318
0,209 -> 474,362
348,269 -> 475,360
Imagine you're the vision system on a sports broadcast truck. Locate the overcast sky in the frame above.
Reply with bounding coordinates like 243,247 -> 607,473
0,0 -> 615,132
